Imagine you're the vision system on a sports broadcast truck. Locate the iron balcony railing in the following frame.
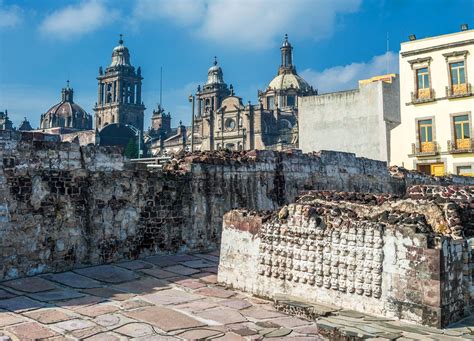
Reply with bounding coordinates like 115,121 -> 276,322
411,88 -> 436,104
447,138 -> 474,153
411,141 -> 439,156
446,83 -> 472,98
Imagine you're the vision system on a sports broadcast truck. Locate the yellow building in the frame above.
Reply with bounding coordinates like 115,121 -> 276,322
391,27 -> 474,176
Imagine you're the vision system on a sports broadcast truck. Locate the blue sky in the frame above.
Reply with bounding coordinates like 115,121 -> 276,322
0,0 -> 473,129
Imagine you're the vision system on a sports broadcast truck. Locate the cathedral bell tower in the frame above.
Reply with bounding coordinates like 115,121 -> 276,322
195,57 -> 230,150
94,35 -> 145,131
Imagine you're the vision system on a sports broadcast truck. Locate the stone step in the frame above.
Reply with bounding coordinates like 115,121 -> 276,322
273,293 -> 340,320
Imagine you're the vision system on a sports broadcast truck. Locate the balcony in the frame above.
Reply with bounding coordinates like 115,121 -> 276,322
446,83 -> 472,99
410,141 -> 439,157
411,88 -> 436,104
447,138 -> 474,154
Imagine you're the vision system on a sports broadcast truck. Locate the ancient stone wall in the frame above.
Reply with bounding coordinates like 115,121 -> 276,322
1,132 -> 474,280
0,134 -> 194,279
218,187 -> 474,327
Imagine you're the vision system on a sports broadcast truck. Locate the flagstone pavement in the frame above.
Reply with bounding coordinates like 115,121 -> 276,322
0,251 -> 474,340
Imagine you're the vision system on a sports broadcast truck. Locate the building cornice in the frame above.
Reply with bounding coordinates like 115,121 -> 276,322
408,57 -> 432,65
401,39 -> 474,57
443,50 -> 469,60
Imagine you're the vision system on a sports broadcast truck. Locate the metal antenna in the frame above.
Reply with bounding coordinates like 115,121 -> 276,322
159,66 -> 163,107
386,32 -> 390,74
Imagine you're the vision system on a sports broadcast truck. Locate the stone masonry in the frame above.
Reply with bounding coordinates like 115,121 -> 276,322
4,251 -> 473,340
1,130 -> 474,282
218,186 -> 474,328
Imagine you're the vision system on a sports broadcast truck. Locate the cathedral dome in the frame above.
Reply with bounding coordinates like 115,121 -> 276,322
40,83 -> 92,130
268,73 -> 311,91
206,57 -> 225,85
110,35 -> 131,67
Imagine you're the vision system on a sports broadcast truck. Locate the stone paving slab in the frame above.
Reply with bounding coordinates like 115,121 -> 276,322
6,321 -> 58,339
140,267 -> 177,279
195,286 -> 236,298
124,306 -> 206,332
112,277 -> 168,293
114,322 -> 155,338
141,288 -> 202,305
194,253 -> 221,263
28,289 -> 85,302
42,272 -> 103,289
1,277 -> 58,293
56,295 -> 106,310
73,265 -> 139,283
23,308 -> 75,324
162,264 -> 201,276
0,296 -> 46,312
53,318 -> 97,331
219,299 -> 253,310
177,327 -> 224,339
73,303 -> 120,317
115,260 -> 153,271
192,272 -> 218,284
0,312 -> 27,327
173,278 -> 207,289
145,254 -> 199,267
1,251 -> 474,340
81,287 -> 135,301
196,307 -> 248,325
180,259 -> 217,269
0,291 -> 15,300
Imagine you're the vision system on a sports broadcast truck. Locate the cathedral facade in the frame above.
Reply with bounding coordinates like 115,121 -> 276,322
147,35 -> 316,155
30,35 -> 314,156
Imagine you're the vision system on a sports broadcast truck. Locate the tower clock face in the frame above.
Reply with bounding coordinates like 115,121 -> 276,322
225,118 -> 236,131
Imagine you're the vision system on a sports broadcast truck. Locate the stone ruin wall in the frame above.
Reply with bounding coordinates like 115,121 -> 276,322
1,130 -> 474,281
217,187 -> 474,328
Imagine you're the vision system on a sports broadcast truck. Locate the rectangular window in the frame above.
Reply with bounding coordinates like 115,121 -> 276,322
419,119 -> 433,143
454,115 -> 470,139
450,61 -> 466,85
417,67 -> 430,89
286,95 -> 295,107
418,119 -> 435,153
267,96 -> 274,110
454,114 -> 471,149
457,165 -> 473,176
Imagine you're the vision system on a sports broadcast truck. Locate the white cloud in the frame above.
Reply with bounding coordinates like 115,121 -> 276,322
0,1 -> 22,28
301,51 -> 399,93
39,0 -> 118,40
133,0 -> 361,49
133,0 -> 206,26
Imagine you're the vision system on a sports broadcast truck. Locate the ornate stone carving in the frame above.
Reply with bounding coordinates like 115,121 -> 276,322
257,203 -> 384,299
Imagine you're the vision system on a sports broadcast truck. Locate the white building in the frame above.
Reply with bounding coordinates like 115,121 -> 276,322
299,74 -> 400,162
391,27 -> 474,176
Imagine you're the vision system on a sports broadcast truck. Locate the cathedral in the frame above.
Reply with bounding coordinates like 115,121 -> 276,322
33,36 -> 145,148
147,34 -> 317,155
15,34 -> 314,156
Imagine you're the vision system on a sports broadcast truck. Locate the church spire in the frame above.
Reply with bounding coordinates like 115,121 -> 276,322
279,34 -> 295,75
61,80 -> 74,102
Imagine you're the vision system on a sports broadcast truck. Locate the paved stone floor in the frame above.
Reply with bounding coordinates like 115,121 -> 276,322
0,251 -> 472,340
